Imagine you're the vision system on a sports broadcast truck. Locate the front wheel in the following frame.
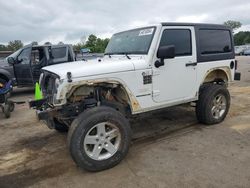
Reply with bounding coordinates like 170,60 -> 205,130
67,106 -> 131,172
196,84 -> 230,125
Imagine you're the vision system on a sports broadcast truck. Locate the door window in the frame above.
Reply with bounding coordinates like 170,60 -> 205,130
52,47 -> 67,59
50,46 -> 68,64
17,48 -> 31,64
159,29 -> 192,56
31,49 -> 46,66
199,29 -> 232,55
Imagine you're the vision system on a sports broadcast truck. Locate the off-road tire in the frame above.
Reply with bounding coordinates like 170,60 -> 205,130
54,118 -> 69,132
196,84 -> 230,125
67,106 -> 131,172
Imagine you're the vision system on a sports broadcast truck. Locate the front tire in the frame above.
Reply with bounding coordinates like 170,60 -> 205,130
67,106 -> 131,172
196,84 -> 230,125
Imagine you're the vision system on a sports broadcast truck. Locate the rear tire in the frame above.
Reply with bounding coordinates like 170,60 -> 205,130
67,106 -> 131,172
196,84 -> 230,125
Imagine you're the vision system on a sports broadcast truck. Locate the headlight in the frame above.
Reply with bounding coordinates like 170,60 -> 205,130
39,73 -> 44,85
53,78 -> 61,104
55,78 -> 60,90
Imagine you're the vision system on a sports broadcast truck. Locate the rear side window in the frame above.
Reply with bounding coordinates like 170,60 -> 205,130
51,47 -> 67,59
199,29 -> 232,55
159,29 -> 192,56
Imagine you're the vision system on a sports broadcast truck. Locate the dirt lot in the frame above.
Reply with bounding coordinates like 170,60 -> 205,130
0,57 -> 250,188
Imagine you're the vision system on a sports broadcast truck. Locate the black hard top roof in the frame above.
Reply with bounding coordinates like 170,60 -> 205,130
161,22 -> 231,30
32,44 -> 71,47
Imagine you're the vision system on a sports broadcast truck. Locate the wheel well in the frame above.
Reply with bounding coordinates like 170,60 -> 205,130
203,69 -> 229,85
67,83 -> 132,116
0,74 -> 9,82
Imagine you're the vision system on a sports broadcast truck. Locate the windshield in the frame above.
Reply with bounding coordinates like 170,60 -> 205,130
6,48 -> 22,59
105,27 -> 155,55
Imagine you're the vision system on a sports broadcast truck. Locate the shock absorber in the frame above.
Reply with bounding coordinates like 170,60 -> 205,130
94,87 -> 101,106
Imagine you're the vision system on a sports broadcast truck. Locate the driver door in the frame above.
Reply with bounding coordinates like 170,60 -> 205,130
152,26 -> 197,103
14,46 -> 33,86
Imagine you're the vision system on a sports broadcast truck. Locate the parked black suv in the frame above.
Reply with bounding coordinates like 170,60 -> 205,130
0,43 -> 75,87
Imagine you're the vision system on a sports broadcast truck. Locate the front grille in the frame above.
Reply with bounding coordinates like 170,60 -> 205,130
40,71 -> 58,104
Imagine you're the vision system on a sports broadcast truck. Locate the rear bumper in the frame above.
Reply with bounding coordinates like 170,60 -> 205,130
234,72 -> 241,81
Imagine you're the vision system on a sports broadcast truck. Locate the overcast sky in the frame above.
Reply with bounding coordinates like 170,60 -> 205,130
0,0 -> 250,45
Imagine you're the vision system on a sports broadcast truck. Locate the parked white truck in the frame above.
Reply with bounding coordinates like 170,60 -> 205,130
30,23 -> 241,171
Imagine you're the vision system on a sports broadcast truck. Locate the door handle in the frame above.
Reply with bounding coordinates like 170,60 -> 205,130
186,62 -> 197,67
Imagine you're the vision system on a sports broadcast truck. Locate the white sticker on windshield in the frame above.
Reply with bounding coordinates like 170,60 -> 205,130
139,28 -> 154,36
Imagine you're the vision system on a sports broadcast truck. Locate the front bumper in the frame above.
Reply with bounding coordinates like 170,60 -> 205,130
35,109 -> 57,129
29,98 -> 56,129
29,98 -> 48,109
29,98 -> 80,129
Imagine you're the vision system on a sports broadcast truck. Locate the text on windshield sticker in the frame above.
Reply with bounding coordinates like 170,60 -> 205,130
139,28 -> 154,36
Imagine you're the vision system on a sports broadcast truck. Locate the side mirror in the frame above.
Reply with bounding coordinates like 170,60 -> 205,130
7,57 -> 16,65
157,45 -> 175,59
155,45 -> 175,68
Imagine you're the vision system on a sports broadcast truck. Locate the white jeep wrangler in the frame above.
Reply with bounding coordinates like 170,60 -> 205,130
30,23 -> 241,171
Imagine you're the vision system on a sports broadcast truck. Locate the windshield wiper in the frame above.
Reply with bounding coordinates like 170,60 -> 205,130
104,52 -> 131,59
116,53 -> 131,59
124,53 -> 131,60
104,53 -> 113,58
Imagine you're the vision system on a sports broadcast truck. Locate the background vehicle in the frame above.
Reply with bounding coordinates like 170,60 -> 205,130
243,49 -> 250,55
0,43 -> 75,87
30,23 -> 241,172
235,46 -> 245,55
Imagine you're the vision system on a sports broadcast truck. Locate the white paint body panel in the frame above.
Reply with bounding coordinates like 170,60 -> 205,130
42,24 -> 234,114
43,58 -> 136,79
152,26 -> 197,103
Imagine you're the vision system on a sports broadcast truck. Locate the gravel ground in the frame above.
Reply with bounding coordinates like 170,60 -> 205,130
0,56 -> 249,188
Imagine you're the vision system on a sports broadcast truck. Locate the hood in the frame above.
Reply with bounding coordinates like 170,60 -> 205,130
0,59 -> 9,68
42,58 -> 146,79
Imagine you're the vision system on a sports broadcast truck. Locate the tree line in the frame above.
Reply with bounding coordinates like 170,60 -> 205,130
0,40 -> 23,51
223,20 -> 250,46
0,35 -> 109,53
0,20 -> 249,53
73,34 -> 109,53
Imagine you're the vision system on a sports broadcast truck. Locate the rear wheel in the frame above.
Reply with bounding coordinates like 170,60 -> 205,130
67,106 -> 131,172
196,84 -> 230,125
